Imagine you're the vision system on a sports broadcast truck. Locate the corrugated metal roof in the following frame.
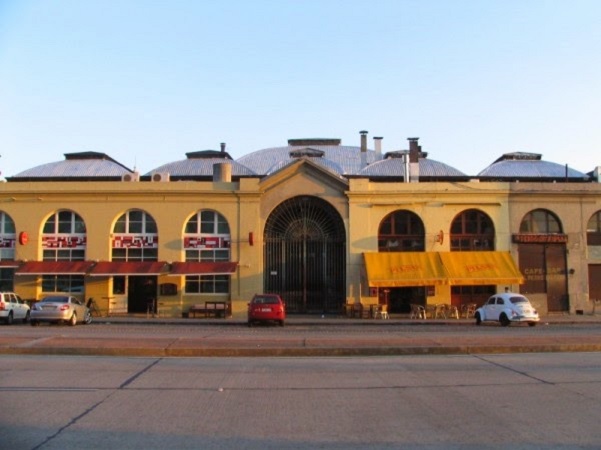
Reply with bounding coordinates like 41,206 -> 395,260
265,157 -> 345,176
13,159 -> 132,178
478,159 -> 588,179
12,153 -> 132,178
237,145 -> 380,175
147,158 -> 256,177
358,156 -> 466,178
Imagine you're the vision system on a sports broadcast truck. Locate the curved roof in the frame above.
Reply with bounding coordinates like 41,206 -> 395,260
265,156 -> 345,177
10,152 -> 132,179
478,152 -> 588,180
148,151 -> 256,177
358,151 -> 466,178
237,144 -> 379,176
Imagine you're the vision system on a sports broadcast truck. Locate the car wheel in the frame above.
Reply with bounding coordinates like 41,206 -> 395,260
23,311 -> 30,324
69,313 -> 77,326
528,322 -> 537,327
475,311 -> 482,325
499,313 -> 510,327
30,320 -> 39,326
83,311 -> 92,325
247,320 -> 253,328
279,320 -> 285,327
6,312 -> 13,325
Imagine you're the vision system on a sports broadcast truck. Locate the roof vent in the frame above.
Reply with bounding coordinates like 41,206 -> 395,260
289,147 -> 325,158
288,138 -> 341,146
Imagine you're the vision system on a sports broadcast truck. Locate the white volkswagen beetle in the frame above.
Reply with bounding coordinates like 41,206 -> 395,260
475,292 -> 539,327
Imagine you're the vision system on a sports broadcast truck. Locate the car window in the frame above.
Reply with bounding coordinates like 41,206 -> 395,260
510,297 -> 528,304
497,299 -> 505,305
486,297 -> 496,305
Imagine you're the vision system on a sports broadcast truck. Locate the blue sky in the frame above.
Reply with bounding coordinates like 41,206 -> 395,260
0,0 -> 599,177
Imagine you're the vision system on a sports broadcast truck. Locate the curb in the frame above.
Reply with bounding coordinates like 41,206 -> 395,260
3,343 -> 601,358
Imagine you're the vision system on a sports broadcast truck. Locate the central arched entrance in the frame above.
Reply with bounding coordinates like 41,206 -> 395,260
264,196 -> 346,314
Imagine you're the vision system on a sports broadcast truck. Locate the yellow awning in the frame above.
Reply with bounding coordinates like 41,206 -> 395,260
439,251 -> 524,286
363,252 -> 448,287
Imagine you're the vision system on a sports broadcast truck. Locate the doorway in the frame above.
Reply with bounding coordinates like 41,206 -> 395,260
127,276 -> 158,314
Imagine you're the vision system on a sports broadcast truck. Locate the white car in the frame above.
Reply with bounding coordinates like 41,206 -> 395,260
0,292 -> 31,324
30,295 -> 92,326
475,292 -> 540,327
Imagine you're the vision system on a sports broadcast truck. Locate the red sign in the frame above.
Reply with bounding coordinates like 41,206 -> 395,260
512,234 -> 568,244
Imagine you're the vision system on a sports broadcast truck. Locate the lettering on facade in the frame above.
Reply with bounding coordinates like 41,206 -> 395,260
42,236 -> 86,248
0,238 -> 15,248
184,236 -> 230,249
390,265 -> 420,274
465,263 -> 496,273
512,234 -> 568,243
523,267 -> 564,281
112,235 -> 158,248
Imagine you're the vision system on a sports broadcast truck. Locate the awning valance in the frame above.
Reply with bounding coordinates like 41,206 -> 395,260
0,260 -> 20,268
15,261 -> 96,275
439,251 -> 524,286
168,261 -> 238,275
89,261 -> 168,276
363,252 -> 448,287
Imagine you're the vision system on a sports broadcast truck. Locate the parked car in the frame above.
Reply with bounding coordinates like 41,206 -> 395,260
248,294 -> 285,327
475,292 -> 540,327
30,295 -> 92,326
0,292 -> 30,324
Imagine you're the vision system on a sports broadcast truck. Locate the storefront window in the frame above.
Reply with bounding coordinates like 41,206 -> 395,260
184,210 -> 231,294
111,209 -> 158,261
0,212 -> 16,261
450,209 -> 494,251
378,210 -> 425,252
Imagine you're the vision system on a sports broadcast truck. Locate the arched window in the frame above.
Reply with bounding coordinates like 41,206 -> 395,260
519,209 -> 562,234
41,210 -> 86,293
0,211 -> 16,261
112,209 -> 158,261
42,210 -> 86,261
378,210 -> 425,252
184,210 -> 231,294
587,211 -> 601,245
450,209 -> 495,251
0,212 -> 16,291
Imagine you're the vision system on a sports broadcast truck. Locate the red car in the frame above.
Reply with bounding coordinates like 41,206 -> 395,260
248,294 -> 285,327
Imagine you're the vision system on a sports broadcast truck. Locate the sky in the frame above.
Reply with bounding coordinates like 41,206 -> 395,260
0,0 -> 600,177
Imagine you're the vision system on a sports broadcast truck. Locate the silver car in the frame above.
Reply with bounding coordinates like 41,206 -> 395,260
475,292 -> 540,327
0,292 -> 31,324
30,295 -> 92,326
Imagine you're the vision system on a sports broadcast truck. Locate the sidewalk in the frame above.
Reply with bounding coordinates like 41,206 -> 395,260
2,313 -> 600,358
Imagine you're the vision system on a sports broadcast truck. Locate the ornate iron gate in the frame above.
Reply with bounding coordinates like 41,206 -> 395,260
264,196 -> 346,314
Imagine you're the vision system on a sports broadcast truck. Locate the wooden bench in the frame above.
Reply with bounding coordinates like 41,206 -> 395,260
188,302 -> 228,318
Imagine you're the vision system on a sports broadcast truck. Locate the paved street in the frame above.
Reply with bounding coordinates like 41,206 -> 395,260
1,352 -> 600,449
1,316 -> 601,357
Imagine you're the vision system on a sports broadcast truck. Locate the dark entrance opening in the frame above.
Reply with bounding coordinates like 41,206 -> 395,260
128,276 -> 158,313
264,196 -> 346,314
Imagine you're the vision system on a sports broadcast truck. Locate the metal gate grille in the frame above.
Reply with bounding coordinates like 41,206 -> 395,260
264,196 -> 346,314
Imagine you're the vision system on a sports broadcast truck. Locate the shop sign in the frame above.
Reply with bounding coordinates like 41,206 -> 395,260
112,235 -> 158,248
512,234 -> 568,244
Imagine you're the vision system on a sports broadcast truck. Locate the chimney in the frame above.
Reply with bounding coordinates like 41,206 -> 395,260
360,130 -> 368,169
407,137 -> 420,182
374,136 -> 383,160
213,162 -> 232,182
220,142 -> 226,153
360,130 -> 368,152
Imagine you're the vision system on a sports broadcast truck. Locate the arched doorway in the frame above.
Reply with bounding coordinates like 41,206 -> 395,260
264,196 -> 346,314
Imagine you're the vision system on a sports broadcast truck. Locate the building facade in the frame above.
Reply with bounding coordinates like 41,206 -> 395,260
1,134 -> 599,318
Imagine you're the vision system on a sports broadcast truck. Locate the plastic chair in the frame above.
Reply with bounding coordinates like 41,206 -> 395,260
374,304 -> 389,319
